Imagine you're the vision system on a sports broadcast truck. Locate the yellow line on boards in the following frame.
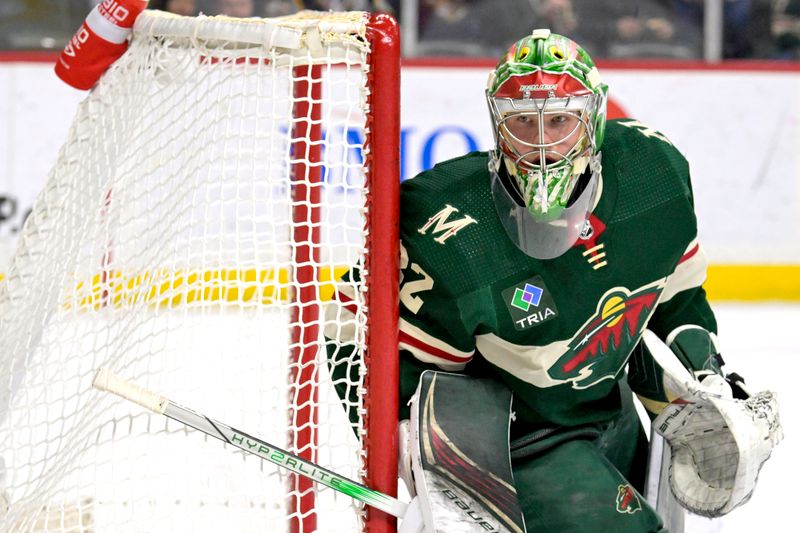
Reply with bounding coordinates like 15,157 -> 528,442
59,266 -> 351,310
1,265 -> 799,304
705,265 -> 800,301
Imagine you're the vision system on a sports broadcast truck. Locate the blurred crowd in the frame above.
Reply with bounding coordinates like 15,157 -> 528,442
136,0 -> 800,60
148,0 -> 395,18
409,0 -> 799,60
0,0 -> 798,60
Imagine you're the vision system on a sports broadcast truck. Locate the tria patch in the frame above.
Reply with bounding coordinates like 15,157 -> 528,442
616,484 -> 642,514
502,276 -> 558,331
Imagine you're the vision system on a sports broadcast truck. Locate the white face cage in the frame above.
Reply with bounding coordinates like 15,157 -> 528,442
486,93 -> 601,223
489,94 -> 598,176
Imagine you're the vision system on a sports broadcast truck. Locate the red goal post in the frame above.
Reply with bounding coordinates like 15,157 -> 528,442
0,9 -> 399,533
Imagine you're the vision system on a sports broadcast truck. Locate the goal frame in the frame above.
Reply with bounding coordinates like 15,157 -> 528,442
289,12 -> 401,533
0,9 -> 401,533
357,14 -> 401,533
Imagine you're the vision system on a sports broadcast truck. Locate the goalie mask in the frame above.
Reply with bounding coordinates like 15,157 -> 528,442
487,29 -> 608,259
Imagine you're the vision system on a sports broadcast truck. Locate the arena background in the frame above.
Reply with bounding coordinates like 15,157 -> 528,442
1,56 -> 800,300
0,22 -> 798,532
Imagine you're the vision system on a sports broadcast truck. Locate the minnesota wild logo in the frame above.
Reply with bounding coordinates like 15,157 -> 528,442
548,282 -> 663,388
616,484 -> 642,514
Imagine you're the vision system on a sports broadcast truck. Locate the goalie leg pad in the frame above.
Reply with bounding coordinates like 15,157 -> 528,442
408,371 -> 525,533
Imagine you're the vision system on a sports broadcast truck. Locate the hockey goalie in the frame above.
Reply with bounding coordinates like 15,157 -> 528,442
326,29 -> 782,531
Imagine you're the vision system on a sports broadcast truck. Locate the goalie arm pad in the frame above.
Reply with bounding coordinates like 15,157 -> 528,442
642,330 -> 783,517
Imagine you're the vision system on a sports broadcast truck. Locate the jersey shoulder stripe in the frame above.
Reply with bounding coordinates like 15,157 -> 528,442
400,318 -> 474,370
661,238 -> 708,303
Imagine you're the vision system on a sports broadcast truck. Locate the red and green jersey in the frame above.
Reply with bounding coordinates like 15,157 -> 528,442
393,119 -> 716,429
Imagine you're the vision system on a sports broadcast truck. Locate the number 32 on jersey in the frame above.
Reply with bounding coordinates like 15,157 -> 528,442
400,243 -> 433,314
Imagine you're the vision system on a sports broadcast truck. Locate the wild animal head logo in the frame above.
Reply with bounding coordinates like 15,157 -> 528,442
616,484 -> 642,514
548,282 -> 663,389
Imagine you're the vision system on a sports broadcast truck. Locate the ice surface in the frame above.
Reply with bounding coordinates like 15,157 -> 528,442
684,303 -> 798,532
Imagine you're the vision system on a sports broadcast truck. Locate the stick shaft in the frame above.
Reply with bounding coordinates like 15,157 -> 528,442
92,368 -> 407,518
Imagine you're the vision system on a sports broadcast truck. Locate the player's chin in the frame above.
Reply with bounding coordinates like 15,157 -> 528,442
521,155 -> 562,166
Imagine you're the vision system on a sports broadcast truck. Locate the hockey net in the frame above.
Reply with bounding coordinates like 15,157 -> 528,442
0,10 -> 399,533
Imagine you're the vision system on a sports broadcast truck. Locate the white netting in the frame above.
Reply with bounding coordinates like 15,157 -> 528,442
0,10 -> 378,532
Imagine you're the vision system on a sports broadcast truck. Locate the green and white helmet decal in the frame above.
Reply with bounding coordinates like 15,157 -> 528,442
486,29 -> 608,259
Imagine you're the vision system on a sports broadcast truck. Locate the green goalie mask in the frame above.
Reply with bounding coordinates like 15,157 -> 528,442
486,29 -> 608,259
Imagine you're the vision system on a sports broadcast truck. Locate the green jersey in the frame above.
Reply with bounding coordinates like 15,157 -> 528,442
396,119 -> 716,429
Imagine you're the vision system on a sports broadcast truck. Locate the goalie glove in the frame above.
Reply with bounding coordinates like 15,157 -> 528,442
643,330 -> 783,517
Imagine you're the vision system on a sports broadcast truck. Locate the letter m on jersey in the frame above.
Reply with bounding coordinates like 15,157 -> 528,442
418,205 -> 477,244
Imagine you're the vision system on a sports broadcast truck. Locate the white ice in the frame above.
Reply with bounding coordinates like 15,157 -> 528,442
684,302 -> 798,532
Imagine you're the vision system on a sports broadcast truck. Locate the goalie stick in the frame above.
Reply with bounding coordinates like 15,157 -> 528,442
92,367 -> 408,519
